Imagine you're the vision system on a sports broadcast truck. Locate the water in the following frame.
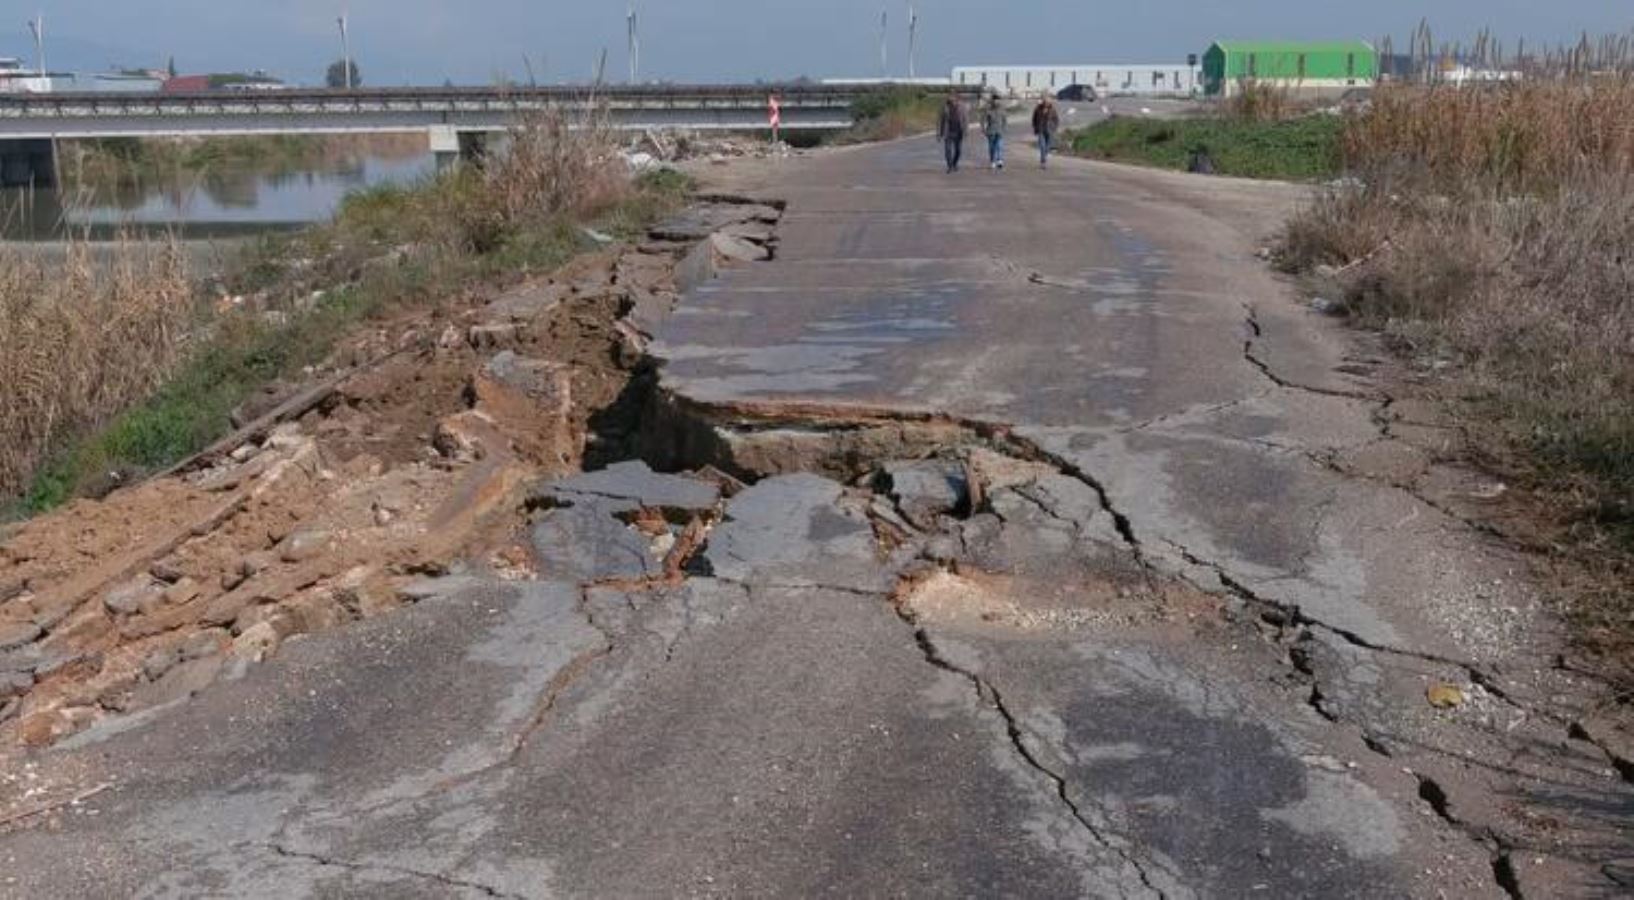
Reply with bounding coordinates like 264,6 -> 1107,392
0,152 -> 435,241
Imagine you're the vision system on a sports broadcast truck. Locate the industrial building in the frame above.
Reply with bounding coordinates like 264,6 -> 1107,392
951,64 -> 1198,98
1202,40 -> 1377,98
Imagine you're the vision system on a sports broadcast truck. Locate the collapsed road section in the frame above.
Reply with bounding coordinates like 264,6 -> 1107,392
0,195 -> 782,751
2,139 -> 1631,898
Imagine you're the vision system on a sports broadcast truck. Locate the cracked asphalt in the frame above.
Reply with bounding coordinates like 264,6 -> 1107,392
4,138 -> 1631,898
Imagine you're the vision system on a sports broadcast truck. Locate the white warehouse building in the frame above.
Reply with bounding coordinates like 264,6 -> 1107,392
951,64 -> 1199,98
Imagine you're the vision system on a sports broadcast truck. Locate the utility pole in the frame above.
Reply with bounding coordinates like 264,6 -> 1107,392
27,13 -> 44,77
627,0 -> 640,84
337,12 -> 353,89
906,1 -> 918,81
879,8 -> 889,78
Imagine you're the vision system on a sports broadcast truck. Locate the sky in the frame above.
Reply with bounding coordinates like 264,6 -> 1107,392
7,1 -> 1631,86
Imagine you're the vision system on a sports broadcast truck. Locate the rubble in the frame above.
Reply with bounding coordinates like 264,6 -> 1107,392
0,193 -> 788,749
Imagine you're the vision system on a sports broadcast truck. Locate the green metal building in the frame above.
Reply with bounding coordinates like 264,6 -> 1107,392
1202,41 -> 1377,97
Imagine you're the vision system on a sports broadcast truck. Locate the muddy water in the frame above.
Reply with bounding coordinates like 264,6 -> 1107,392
0,151 -> 434,242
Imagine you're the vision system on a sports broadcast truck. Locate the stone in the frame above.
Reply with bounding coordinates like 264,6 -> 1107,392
468,323 -> 520,350
1427,683 -> 1466,709
881,460 -> 971,529
201,590 -> 260,628
531,504 -> 660,584
0,619 -> 42,651
0,697 -> 18,724
1310,296 -> 1346,316
537,461 -> 722,519
279,529 -> 333,564
180,629 -> 229,661
0,578 -> 27,604
0,669 -> 34,699
104,575 -> 165,616
433,413 -> 489,461
162,578 -> 204,607
142,647 -> 184,681
231,621 -> 284,661
149,560 -> 185,584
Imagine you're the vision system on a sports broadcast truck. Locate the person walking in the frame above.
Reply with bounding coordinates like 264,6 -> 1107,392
937,94 -> 968,173
1032,94 -> 1061,168
981,94 -> 1007,170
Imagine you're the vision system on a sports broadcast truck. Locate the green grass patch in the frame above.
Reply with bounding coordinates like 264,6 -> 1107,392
831,87 -> 949,144
1066,114 -> 1343,181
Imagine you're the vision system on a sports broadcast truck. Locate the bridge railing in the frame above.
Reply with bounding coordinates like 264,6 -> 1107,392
0,84 -> 914,119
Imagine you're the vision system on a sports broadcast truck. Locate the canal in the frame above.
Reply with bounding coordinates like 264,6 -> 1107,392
0,137 -> 435,241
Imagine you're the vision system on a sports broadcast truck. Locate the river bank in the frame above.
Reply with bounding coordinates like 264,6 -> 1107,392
1,113 -> 691,517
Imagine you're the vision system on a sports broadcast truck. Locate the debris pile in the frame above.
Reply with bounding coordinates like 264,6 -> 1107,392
0,197 -> 785,749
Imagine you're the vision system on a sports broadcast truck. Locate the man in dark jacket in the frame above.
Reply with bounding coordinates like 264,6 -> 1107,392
937,95 -> 968,173
1032,95 -> 1061,168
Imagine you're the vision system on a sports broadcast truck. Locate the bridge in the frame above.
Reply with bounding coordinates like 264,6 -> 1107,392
0,84 -> 898,186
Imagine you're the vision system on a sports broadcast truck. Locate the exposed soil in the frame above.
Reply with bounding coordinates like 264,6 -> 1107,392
0,198 -> 783,749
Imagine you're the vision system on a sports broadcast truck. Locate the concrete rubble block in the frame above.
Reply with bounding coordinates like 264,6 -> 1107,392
537,461 -> 722,519
479,352 -> 574,413
880,460 -> 971,529
701,474 -> 886,593
104,575 -> 165,616
672,238 -> 719,295
127,655 -> 227,713
531,503 -> 662,584
719,221 -> 777,245
709,231 -> 771,265
0,619 -> 43,651
648,203 -> 768,242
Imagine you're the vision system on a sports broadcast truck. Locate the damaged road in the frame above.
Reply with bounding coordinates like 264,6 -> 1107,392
2,141 -> 1631,897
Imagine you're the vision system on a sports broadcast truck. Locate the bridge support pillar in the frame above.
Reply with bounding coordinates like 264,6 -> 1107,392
0,138 -> 57,188
429,126 -> 490,173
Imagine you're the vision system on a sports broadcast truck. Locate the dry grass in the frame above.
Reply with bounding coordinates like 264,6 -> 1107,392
0,240 -> 192,496
1279,72 -> 1634,663
1222,80 -> 1301,122
1346,79 -> 1634,192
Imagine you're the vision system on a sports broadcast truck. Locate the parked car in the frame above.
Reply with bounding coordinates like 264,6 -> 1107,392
1056,84 -> 1098,102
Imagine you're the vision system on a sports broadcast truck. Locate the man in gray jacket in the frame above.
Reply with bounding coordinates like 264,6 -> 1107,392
937,95 -> 968,173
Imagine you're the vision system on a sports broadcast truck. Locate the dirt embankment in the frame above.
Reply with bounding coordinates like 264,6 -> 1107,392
0,198 -> 783,749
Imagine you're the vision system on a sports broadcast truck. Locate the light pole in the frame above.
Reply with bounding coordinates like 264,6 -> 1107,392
906,1 -> 918,81
27,13 -> 44,77
336,12 -> 352,89
627,0 -> 640,84
879,9 -> 890,78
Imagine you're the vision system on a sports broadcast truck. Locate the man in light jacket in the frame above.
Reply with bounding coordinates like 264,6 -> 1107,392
982,95 -> 1007,170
